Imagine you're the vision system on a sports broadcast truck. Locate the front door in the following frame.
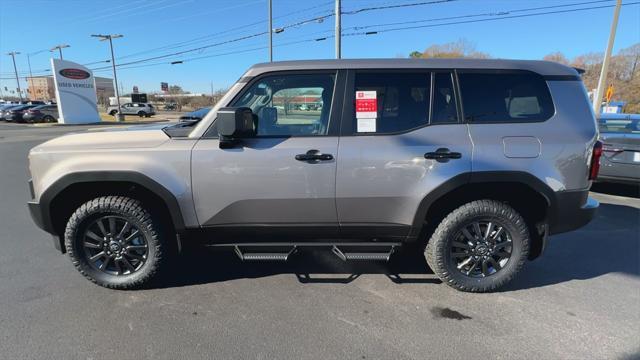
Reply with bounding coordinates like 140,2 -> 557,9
191,71 -> 344,238
336,70 -> 473,240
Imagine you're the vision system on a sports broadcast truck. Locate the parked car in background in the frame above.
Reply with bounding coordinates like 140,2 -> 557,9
0,103 -> 18,112
22,104 -> 59,123
597,113 -> 640,184
164,102 -> 177,111
2,104 -> 38,122
178,107 -> 211,122
107,103 -> 155,117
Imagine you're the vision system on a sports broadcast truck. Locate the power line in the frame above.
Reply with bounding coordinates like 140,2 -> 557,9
113,1 -> 335,61
350,0 -> 617,30
80,0 -> 456,71
344,1 -> 639,35
3,0 -> 634,80
342,0 -> 454,15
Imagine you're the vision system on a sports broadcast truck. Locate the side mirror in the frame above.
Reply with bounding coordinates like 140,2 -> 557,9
217,107 -> 256,148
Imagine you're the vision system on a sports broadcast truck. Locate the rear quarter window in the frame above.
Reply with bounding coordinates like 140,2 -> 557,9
458,71 -> 554,123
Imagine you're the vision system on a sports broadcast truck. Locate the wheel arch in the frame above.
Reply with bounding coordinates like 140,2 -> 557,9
40,171 -> 186,252
411,171 -> 556,260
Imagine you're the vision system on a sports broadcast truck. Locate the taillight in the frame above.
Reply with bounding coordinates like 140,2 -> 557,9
589,141 -> 603,180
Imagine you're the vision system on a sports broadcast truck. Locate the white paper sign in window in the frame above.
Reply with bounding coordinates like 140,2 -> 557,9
355,90 -> 377,132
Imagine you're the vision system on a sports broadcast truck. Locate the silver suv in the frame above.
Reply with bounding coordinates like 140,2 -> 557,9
28,59 -> 600,292
107,102 -> 155,117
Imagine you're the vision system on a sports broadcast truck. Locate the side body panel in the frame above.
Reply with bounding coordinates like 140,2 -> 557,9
191,137 -> 339,227
336,125 -> 473,233
468,80 -> 598,192
29,133 -> 199,228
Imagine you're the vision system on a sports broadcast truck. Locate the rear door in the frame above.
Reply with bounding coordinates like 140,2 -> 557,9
336,70 -> 473,240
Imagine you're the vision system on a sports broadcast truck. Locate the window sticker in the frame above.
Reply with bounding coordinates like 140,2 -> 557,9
356,90 -> 377,132
357,118 -> 376,133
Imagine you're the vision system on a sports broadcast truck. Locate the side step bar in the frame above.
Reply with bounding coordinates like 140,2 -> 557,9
234,246 -> 297,261
227,243 -> 399,262
331,245 -> 395,261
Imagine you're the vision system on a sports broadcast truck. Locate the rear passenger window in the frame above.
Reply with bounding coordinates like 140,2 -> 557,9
354,73 -> 431,134
458,72 -> 554,123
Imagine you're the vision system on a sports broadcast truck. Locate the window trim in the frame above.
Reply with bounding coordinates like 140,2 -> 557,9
456,69 -> 557,124
340,69 -> 460,137
202,69 -> 344,139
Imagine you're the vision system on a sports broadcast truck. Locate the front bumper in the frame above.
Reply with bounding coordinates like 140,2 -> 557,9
28,200 -> 64,252
548,190 -> 598,235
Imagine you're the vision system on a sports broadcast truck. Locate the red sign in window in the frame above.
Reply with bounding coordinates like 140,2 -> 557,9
355,91 -> 377,118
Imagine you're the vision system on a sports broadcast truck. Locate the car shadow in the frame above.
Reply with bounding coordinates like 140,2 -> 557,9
591,182 -> 640,198
156,202 -> 638,291
504,202 -> 640,291
157,245 -> 441,289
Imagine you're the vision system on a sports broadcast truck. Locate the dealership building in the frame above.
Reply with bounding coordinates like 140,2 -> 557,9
26,76 -> 114,103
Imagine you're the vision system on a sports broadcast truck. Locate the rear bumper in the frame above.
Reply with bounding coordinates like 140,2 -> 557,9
548,190 -> 598,235
596,174 -> 640,185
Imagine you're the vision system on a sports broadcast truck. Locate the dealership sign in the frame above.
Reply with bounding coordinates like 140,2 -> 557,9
51,58 -> 101,124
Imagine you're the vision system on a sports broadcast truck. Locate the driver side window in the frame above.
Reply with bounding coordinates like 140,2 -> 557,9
232,73 -> 335,137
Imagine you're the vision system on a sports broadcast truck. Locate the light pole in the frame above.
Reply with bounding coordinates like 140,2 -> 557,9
26,49 -> 49,96
335,0 -> 341,59
92,34 -> 124,121
593,0 -> 622,117
6,51 -> 23,101
268,0 -> 273,62
50,44 -> 70,60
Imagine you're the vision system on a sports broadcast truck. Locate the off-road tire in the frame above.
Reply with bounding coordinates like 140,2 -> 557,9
425,200 -> 529,292
64,196 -> 168,289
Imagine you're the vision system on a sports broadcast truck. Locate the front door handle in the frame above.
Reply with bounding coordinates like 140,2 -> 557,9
424,148 -> 462,162
295,149 -> 334,162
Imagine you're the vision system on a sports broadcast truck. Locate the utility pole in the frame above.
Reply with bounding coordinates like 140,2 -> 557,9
7,51 -> 23,101
593,0 -> 622,117
268,0 -> 273,62
26,53 -> 33,99
335,0 -> 341,59
50,44 -> 70,60
92,34 -> 124,121
26,53 -> 33,80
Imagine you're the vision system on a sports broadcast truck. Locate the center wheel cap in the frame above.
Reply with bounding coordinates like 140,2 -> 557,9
475,244 -> 489,255
109,242 -> 121,252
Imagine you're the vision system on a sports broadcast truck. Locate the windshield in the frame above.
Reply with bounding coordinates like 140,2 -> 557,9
599,117 -> 640,134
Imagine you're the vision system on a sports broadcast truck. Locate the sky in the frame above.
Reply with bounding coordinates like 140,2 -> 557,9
0,0 -> 639,95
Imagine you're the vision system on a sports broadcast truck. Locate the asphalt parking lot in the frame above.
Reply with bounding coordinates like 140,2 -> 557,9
0,122 -> 638,360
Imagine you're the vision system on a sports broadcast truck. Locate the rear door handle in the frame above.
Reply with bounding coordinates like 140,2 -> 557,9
424,148 -> 462,162
295,149 -> 334,162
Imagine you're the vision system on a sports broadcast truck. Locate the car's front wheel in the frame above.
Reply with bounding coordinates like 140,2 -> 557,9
425,200 -> 529,292
64,196 -> 169,289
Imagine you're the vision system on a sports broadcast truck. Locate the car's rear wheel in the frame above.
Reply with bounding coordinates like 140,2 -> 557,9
137,111 -> 146,117
425,200 -> 529,292
64,196 -> 169,289
43,115 -> 56,123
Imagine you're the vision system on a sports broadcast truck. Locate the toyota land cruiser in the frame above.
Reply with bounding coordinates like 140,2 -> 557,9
27,59 -> 600,292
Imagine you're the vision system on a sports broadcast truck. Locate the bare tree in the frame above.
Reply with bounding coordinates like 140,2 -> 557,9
543,52 -> 570,65
414,38 -> 490,59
